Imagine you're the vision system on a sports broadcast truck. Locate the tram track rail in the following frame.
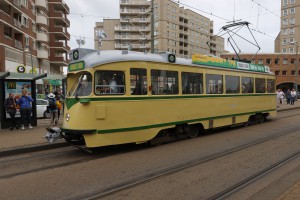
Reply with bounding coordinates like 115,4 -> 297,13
79,122 -> 300,200
208,150 -> 300,200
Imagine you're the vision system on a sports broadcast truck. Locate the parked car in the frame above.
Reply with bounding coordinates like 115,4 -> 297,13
36,99 -> 51,118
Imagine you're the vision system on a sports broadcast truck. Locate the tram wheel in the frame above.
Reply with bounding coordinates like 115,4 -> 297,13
187,124 -> 200,138
259,114 -> 266,123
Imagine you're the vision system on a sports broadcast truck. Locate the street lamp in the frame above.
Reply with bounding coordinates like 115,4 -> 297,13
25,46 -> 34,74
291,41 -> 299,98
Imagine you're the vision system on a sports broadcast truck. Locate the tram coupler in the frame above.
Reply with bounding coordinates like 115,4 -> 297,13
45,127 -> 62,143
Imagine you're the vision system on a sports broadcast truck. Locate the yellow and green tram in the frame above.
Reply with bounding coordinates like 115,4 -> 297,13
47,48 -> 276,148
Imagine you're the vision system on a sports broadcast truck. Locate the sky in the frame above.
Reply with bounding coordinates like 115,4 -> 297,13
64,0 -> 281,54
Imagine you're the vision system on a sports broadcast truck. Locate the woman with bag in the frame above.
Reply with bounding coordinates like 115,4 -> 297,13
4,93 -> 19,130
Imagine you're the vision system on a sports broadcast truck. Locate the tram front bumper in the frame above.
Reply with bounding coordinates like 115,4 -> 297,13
45,127 -> 62,143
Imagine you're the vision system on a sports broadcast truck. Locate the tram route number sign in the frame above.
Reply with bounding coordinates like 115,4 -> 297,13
68,61 -> 85,72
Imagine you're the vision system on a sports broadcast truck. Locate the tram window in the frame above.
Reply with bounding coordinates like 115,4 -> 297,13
241,77 -> 254,93
130,68 -> 147,95
206,74 -> 223,94
94,71 -> 125,95
225,75 -> 240,94
267,79 -> 275,93
255,78 -> 266,93
151,70 -> 178,95
68,72 -> 93,97
182,72 -> 203,94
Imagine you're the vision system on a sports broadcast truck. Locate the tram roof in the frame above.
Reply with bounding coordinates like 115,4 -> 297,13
68,48 -> 273,75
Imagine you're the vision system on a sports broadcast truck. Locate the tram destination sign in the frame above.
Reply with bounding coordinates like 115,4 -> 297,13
68,61 -> 85,72
192,54 -> 269,73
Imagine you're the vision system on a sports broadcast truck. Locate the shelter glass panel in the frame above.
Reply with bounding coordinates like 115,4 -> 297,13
206,74 -> 223,94
151,70 -> 178,95
241,77 -> 254,93
255,78 -> 266,93
94,71 -> 125,95
225,75 -> 240,94
182,72 -> 203,94
130,68 -> 147,95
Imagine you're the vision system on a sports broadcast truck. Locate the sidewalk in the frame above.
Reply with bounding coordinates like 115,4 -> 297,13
0,118 -> 63,151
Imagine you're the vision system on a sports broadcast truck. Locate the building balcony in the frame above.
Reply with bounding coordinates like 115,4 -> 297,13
50,11 -> 70,27
49,26 -> 70,39
0,10 -> 13,24
50,56 -> 69,66
50,41 -> 70,52
35,0 -> 48,10
121,18 -> 150,23
13,18 -> 22,29
114,26 -> 150,32
120,9 -> 150,15
37,31 -> 49,42
120,0 -> 150,6
37,49 -> 49,59
12,0 -> 22,8
48,0 -> 70,13
36,14 -> 48,25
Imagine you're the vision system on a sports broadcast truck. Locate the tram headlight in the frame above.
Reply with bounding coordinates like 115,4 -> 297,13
65,113 -> 70,122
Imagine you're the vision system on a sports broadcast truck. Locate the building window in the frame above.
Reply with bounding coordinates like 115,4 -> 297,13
290,47 -> 295,52
25,35 -> 29,46
282,48 -> 287,53
258,59 -> 264,64
290,28 -> 295,34
291,7 -> 295,14
282,38 -> 287,45
266,59 -> 272,64
22,16 -> 29,28
291,70 -> 296,75
275,71 -> 280,76
282,70 -> 287,76
283,19 -> 288,26
291,0 -> 295,4
283,58 -> 288,64
21,0 -> 28,8
290,38 -> 295,43
283,29 -> 288,35
275,59 -> 279,64
290,18 -> 295,24
284,0 -> 288,6
291,59 -> 295,64
283,9 -> 288,16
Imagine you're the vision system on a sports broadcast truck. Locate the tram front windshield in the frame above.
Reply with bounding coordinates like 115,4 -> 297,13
68,72 -> 92,97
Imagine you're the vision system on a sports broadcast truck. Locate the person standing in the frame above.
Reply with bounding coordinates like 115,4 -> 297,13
48,93 -> 58,126
276,89 -> 285,108
291,89 -> 296,105
17,89 -> 34,130
4,93 -> 18,130
286,89 -> 292,104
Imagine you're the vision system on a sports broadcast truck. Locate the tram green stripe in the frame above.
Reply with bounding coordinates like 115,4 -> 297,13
97,109 -> 276,134
66,93 -> 276,109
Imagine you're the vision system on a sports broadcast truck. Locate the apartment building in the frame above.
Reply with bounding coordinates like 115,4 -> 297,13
275,0 -> 299,53
0,0 -> 70,74
221,53 -> 300,90
95,0 -> 224,58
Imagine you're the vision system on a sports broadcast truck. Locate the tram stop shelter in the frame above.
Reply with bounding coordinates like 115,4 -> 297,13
0,72 -> 47,129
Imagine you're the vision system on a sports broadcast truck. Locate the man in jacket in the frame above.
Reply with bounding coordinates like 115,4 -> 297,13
17,89 -> 34,130
4,93 -> 18,130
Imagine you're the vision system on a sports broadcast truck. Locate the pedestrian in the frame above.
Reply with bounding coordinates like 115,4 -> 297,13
286,89 -> 291,104
55,95 -> 62,121
48,93 -> 58,126
276,89 -> 285,107
4,93 -> 19,130
291,89 -> 296,105
17,89 -> 34,130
